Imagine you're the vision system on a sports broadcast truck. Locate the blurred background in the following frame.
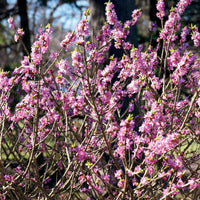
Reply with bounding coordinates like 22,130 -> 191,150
0,0 -> 199,70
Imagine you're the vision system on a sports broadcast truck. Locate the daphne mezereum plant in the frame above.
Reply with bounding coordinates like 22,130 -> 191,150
1,0 -> 200,199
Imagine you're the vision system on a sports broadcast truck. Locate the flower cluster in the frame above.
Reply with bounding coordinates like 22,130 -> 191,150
156,0 -> 165,20
191,25 -> 200,47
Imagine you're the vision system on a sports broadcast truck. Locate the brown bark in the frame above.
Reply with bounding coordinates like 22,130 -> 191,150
17,0 -> 31,54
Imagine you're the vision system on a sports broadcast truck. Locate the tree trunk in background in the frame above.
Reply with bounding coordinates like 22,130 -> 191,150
0,0 -> 7,13
17,0 -> 31,54
149,0 -> 157,23
88,0 -> 105,39
88,0 -> 137,46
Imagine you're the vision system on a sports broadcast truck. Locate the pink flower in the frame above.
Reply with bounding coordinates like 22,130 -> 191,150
75,147 -> 87,161
78,175 -> 85,184
60,32 -> 76,51
8,17 -> 14,29
177,0 -> 192,14
156,0 -> 165,19
127,169 -> 134,177
128,103 -> 134,112
131,9 -> 142,25
76,19 -> 89,37
31,41 -> 42,65
101,174 -> 110,183
134,166 -> 141,174
57,59 -> 70,75
50,51 -> 59,59
105,2 -> 118,25
140,177 -> 148,185
14,28 -> 25,42
117,179 -> 125,188
158,10 -> 181,42
114,169 -> 123,179
188,178 -> 199,190
14,34 -> 19,42
4,175 -> 14,183
76,37 -> 85,45
115,145 -> 125,159
180,26 -> 190,43
191,26 -> 200,47
127,80 -> 139,95
17,28 -> 24,36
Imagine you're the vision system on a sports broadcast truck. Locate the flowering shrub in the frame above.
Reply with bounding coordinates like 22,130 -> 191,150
1,0 -> 200,199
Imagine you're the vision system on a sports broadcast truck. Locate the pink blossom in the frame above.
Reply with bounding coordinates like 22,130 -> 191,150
60,32 -> 76,51
57,59 -> 70,75
127,80 -> 139,95
177,0 -> 192,14
180,26 -> 191,43
134,166 -> 141,174
50,51 -> 59,59
4,175 -> 14,183
8,17 -> 14,29
75,147 -> 87,161
140,177 -> 148,185
105,2 -> 118,25
14,34 -> 19,42
156,0 -> 165,19
17,28 -> 24,36
115,169 -> 123,179
117,179 -> 125,188
191,26 -> 200,47
188,178 -> 199,190
31,41 -> 42,65
76,19 -> 89,37
101,174 -> 110,183
131,9 -> 142,25
115,145 -> 125,159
